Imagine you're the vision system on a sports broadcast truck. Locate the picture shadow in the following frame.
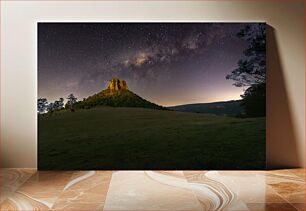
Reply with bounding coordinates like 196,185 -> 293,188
266,25 -> 300,169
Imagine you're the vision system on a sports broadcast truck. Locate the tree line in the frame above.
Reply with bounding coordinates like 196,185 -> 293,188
37,94 -> 77,114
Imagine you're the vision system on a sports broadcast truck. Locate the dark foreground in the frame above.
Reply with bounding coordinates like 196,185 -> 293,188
38,106 -> 266,170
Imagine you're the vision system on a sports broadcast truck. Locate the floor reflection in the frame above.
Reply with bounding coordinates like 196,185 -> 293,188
0,169 -> 304,210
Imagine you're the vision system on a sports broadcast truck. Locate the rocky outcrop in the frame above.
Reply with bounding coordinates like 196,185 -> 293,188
108,78 -> 128,91
73,77 -> 166,110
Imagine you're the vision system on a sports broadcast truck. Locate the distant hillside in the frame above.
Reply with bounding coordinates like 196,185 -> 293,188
74,78 -> 165,110
168,100 -> 245,116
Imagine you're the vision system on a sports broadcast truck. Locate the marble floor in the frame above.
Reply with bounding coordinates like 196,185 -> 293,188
0,169 -> 304,211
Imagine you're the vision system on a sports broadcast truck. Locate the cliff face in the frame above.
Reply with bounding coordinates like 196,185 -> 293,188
108,78 -> 128,91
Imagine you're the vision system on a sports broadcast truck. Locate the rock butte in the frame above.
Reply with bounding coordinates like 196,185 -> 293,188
108,78 -> 128,91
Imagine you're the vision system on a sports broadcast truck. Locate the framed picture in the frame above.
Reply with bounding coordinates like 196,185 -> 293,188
38,22 -> 266,170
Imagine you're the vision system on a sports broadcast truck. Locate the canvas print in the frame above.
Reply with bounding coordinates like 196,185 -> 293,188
38,23 -> 266,170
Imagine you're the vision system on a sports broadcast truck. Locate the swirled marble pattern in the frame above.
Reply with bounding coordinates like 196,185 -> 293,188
104,171 -> 203,210
0,169 -> 35,204
0,169 -> 304,210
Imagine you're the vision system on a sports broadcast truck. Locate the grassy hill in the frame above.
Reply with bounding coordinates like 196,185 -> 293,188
73,88 -> 166,110
168,100 -> 244,116
38,106 -> 266,170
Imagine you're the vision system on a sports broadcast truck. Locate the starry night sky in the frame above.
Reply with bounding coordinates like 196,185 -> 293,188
38,23 -> 253,106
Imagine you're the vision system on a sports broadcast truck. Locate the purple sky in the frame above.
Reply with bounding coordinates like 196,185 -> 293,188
38,23 -> 254,106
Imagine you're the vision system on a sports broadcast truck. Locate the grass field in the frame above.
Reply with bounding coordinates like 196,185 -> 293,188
38,106 -> 266,170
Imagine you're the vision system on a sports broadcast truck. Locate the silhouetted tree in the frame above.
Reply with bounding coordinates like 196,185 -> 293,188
53,97 -> 65,110
37,98 -> 48,113
42,97 -> 65,113
226,24 -> 266,87
66,94 -> 77,110
59,97 -> 64,108
47,102 -> 55,113
226,23 -> 266,117
240,83 -> 266,117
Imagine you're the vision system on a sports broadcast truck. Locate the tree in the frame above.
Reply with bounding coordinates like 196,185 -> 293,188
47,102 -> 55,113
226,23 -> 266,117
40,97 -> 65,114
53,97 -> 65,110
66,94 -> 77,110
240,83 -> 266,117
226,24 -> 266,87
37,98 -> 48,113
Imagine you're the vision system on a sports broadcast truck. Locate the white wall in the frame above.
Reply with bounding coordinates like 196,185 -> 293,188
1,0 -> 304,168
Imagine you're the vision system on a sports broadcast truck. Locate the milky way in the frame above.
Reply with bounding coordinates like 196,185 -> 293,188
38,23 -> 255,106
